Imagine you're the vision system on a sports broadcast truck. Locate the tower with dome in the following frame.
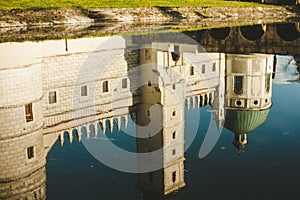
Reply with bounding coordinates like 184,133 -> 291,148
224,54 -> 274,152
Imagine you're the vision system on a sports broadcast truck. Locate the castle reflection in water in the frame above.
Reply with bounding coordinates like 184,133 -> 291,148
0,31 -> 275,199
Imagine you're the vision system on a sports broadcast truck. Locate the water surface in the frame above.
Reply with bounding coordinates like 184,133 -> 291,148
0,22 -> 300,200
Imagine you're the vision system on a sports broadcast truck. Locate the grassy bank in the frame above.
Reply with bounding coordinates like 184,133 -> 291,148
0,0 -> 271,10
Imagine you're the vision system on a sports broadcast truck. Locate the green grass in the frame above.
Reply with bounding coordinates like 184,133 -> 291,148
0,0 -> 272,11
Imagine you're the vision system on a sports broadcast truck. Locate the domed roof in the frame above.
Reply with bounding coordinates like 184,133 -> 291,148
224,109 -> 270,134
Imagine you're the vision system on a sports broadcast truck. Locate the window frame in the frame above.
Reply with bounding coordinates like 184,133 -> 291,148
81,85 -> 88,97
48,91 -> 57,104
27,146 -> 35,160
25,103 -> 33,122
234,76 -> 243,94
122,78 -> 128,89
103,81 -> 109,93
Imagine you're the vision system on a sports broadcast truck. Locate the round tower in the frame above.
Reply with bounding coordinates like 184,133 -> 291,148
224,54 -> 273,151
0,61 -> 46,199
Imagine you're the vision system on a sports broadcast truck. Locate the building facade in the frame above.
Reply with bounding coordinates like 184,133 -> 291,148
0,35 -> 274,198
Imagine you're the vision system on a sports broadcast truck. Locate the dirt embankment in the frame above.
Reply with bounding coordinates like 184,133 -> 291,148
0,6 -> 299,27
0,6 -> 299,42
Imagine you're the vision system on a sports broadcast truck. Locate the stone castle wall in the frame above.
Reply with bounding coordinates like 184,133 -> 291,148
0,61 -> 46,199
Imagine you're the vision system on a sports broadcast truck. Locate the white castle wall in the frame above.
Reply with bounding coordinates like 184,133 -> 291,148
225,54 -> 274,110
0,59 -> 46,199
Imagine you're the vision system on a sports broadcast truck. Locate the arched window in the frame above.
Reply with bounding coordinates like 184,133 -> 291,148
103,81 -> 108,92
234,76 -> 243,94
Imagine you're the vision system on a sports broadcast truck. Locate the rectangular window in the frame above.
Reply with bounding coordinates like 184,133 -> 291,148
190,66 -> 194,76
148,81 -> 152,87
147,110 -> 151,117
103,81 -> 109,92
172,149 -> 176,155
25,103 -> 33,122
212,63 -> 216,72
81,85 -> 87,96
122,78 -> 127,89
172,131 -> 176,139
265,74 -> 271,93
172,171 -> 176,183
171,45 -> 180,62
27,146 -> 34,159
202,64 -> 206,74
48,91 -> 57,104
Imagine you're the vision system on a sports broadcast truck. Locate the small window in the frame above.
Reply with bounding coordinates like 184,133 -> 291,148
172,131 -> 176,139
145,49 -> 151,60
34,192 -> 38,199
254,100 -> 258,105
25,103 -> 33,122
171,45 -> 180,62
81,85 -> 87,96
265,74 -> 271,93
172,149 -> 176,155
212,63 -> 216,72
172,84 -> 176,90
172,111 -> 176,116
27,146 -> 34,159
147,110 -> 151,117
48,91 -> 57,104
148,81 -> 152,87
202,64 -> 206,74
236,100 -> 242,106
172,171 -> 176,183
190,66 -> 194,76
103,81 -> 109,92
234,76 -> 243,94
122,78 -> 128,89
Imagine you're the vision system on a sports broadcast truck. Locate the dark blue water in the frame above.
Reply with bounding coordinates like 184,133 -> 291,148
46,81 -> 300,200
